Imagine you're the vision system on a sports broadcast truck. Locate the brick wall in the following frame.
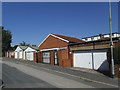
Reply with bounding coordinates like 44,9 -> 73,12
69,51 -> 73,67
110,64 -> 120,78
50,51 -> 54,65
38,35 -> 75,67
34,52 -> 37,62
57,48 -> 71,67
114,41 -> 120,47
37,52 -> 43,63
39,35 -> 68,50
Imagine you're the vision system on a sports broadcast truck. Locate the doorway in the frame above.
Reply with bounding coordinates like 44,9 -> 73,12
54,51 -> 58,65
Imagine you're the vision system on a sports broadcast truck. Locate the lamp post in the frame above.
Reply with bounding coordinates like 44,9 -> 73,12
109,0 -> 114,78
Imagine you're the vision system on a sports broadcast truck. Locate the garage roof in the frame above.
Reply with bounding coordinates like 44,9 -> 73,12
18,46 -> 28,50
31,46 -> 39,51
52,34 -> 84,43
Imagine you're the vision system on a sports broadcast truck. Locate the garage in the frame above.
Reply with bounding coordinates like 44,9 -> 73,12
93,51 -> 109,71
73,50 -> 109,71
14,46 -> 28,60
19,51 -> 23,59
26,52 -> 34,61
25,46 -> 38,61
42,52 -> 50,64
74,51 -> 93,69
15,52 -> 18,59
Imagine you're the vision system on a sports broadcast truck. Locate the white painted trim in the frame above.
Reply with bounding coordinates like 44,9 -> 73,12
15,46 -> 23,52
50,34 -> 69,43
38,34 -> 51,47
24,47 -> 37,52
38,34 -> 69,47
40,47 -> 67,51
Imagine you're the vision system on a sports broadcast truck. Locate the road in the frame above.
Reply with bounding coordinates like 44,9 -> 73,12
1,58 -> 119,88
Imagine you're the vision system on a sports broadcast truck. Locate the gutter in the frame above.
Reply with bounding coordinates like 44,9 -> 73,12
68,37 -> 119,46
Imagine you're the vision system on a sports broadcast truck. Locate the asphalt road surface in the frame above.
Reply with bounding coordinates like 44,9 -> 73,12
1,58 -> 119,88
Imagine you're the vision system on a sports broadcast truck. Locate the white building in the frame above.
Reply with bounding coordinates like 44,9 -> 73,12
82,32 -> 120,42
14,46 -> 28,60
25,46 -> 38,61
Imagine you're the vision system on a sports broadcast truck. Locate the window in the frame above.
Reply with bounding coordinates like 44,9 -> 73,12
91,37 -> 94,41
85,38 -> 88,41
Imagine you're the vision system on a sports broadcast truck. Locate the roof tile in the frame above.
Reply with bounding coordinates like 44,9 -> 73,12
52,34 -> 84,43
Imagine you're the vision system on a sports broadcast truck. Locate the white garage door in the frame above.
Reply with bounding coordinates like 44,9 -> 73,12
43,52 -> 50,63
15,52 -> 18,59
26,52 -> 34,61
19,51 -> 23,59
93,51 -> 109,71
26,52 -> 29,60
73,51 -> 92,69
73,50 -> 109,71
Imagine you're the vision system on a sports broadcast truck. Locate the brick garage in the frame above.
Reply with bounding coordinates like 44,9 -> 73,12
34,33 -> 120,78
69,43 -> 111,69
69,37 -> 120,78
35,34 -> 83,67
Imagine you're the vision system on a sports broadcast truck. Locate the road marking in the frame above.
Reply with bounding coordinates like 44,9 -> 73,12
4,60 -> 119,88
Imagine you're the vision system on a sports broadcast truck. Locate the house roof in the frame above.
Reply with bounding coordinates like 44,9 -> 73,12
38,33 -> 84,47
18,46 -> 28,50
51,34 -> 84,43
30,46 -> 39,51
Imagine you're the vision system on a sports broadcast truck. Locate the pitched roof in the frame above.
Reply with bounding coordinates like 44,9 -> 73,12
18,46 -> 28,50
38,33 -> 84,47
52,34 -> 84,43
30,46 -> 39,51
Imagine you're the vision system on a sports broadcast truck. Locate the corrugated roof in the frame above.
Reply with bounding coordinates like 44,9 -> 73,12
52,34 -> 84,43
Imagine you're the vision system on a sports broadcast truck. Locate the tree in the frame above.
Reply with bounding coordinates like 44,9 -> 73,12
113,39 -> 120,64
11,45 -> 18,51
32,45 -> 37,47
19,41 -> 30,46
1,26 -> 12,56
20,41 -> 26,46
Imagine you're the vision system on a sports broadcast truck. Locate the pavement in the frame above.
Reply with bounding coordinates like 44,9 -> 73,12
69,67 -> 107,76
1,57 -> 120,88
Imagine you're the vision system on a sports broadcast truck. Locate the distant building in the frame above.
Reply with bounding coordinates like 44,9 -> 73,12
82,32 -> 120,42
14,46 -> 28,60
6,50 -> 14,58
25,46 -> 39,61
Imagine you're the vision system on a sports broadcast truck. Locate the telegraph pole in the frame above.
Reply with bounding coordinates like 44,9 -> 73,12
109,0 -> 114,78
